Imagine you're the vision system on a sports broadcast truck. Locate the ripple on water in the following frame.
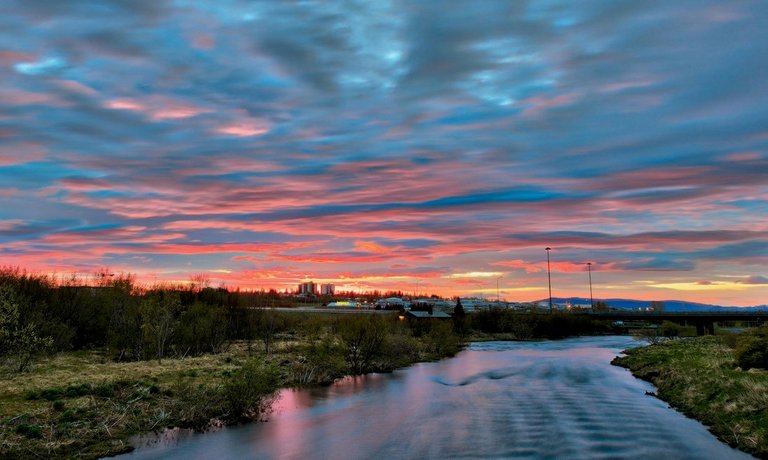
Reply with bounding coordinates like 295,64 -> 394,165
122,337 -> 753,460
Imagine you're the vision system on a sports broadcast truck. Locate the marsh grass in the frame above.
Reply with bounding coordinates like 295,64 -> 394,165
0,342 -> 287,459
1,321 -> 460,459
613,336 -> 768,458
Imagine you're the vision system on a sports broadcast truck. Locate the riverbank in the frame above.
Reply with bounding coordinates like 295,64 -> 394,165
612,336 -> 768,458
0,324 -> 461,459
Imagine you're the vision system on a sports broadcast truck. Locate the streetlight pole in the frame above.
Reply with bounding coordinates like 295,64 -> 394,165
586,262 -> 593,309
545,247 -> 552,313
496,276 -> 501,304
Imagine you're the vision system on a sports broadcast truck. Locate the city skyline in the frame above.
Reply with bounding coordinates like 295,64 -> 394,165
1,1 -> 767,306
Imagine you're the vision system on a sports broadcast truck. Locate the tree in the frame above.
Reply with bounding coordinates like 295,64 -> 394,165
453,298 -> 466,335
0,284 -> 52,372
189,273 -> 211,293
176,302 -> 227,356
141,291 -> 181,362
650,301 -> 665,312
339,315 -> 386,374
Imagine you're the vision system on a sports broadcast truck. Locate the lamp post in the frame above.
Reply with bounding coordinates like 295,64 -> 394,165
586,262 -> 593,309
545,247 -> 552,313
496,276 -> 502,304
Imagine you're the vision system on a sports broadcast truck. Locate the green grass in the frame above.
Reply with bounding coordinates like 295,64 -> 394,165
613,336 -> 768,458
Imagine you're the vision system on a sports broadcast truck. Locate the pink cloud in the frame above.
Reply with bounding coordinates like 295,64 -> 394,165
521,93 -> 579,118
104,97 -> 211,120
724,151 -> 762,162
56,80 -> 98,96
0,142 -> 46,165
492,259 -> 543,273
214,120 -> 269,137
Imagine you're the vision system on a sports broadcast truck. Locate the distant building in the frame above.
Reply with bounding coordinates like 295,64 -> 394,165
405,310 -> 452,320
298,281 -> 317,296
320,283 -> 335,296
375,297 -> 409,310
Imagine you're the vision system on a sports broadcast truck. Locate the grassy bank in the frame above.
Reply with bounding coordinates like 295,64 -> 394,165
1,317 -> 460,459
612,336 -> 768,458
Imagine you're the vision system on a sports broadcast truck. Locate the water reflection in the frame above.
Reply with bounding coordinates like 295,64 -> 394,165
123,336 -> 752,459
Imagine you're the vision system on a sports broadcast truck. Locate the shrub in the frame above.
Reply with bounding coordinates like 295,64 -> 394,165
16,423 -> 43,438
222,358 -> 280,421
426,320 -> 461,357
93,382 -> 117,397
40,388 -> 63,401
290,341 -> 346,386
0,284 -> 53,372
65,383 -> 90,397
59,409 -> 78,423
381,333 -> 423,369
735,329 -> 768,370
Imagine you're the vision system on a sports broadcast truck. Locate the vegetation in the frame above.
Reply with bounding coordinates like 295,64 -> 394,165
734,326 -> 768,371
0,267 -> 465,458
0,285 -> 53,372
0,313 -> 463,458
0,267 -> 610,458
613,331 -> 768,458
632,320 -> 696,344
468,308 -> 611,340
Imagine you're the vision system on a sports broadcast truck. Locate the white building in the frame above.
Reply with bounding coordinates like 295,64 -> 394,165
320,283 -> 335,295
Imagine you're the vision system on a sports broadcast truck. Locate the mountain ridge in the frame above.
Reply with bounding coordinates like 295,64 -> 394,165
536,297 -> 768,312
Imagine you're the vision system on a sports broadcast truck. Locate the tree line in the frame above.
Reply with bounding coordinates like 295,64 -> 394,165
0,267 -> 613,372
0,268 -> 306,367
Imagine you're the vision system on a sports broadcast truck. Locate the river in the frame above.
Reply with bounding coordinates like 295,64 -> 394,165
123,336 -> 752,459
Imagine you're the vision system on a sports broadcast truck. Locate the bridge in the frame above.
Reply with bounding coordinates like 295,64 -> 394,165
581,310 -> 765,335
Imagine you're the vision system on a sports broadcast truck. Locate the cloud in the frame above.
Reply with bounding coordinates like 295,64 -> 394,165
1,0 -> 767,305
14,57 -> 67,75
740,275 -> 768,285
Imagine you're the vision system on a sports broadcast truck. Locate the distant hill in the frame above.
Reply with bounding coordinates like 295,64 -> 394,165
538,297 -> 768,312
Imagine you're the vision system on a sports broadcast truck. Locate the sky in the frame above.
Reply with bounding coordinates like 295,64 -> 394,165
1,0 -> 767,306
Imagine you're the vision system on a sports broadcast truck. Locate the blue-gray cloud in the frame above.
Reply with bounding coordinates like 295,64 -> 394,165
1,0 -> 767,303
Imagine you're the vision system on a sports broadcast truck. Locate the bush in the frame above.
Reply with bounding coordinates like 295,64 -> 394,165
290,341 -> 346,386
381,333 -> 423,369
222,358 -> 280,421
426,320 -> 461,357
735,328 -> 768,370
15,423 -> 43,438
0,284 -> 53,372
93,382 -> 117,397
65,383 -> 90,397
59,409 -> 78,423
40,388 -> 63,401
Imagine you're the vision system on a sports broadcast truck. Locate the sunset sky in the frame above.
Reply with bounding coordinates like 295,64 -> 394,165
1,1 -> 767,306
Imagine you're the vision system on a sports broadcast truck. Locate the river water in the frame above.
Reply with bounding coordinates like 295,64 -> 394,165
123,336 -> 752,459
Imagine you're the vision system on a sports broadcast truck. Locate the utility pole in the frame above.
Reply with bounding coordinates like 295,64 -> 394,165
545,247 -> 552,313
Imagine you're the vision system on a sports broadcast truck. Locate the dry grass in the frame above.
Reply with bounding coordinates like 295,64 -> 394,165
0,341 -> 294,459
